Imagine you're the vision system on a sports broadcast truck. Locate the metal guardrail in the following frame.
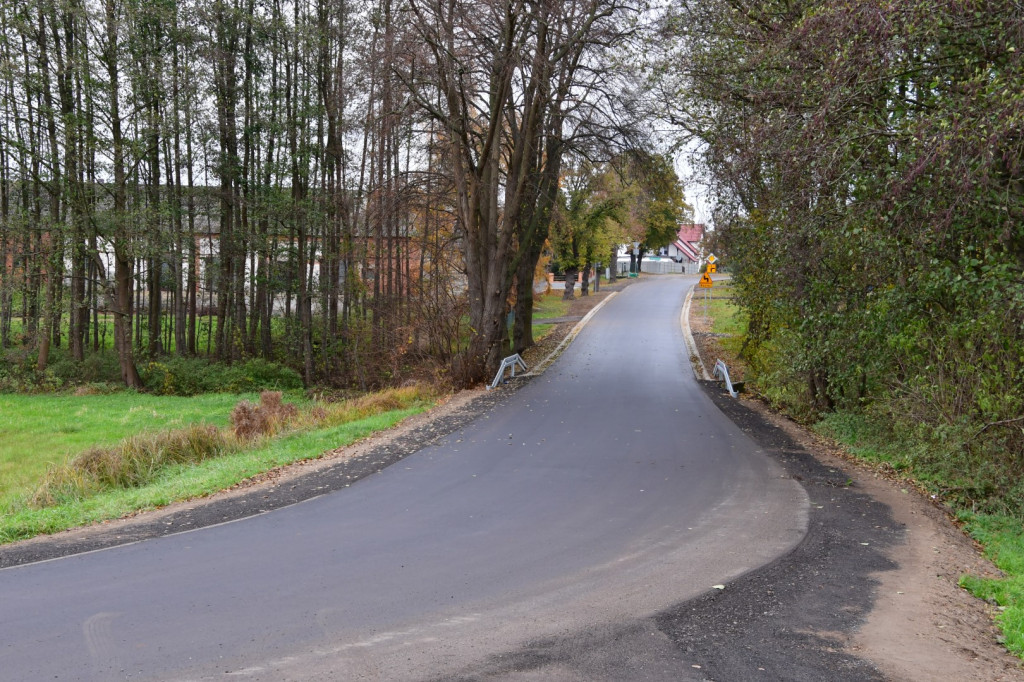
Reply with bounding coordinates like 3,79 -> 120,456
487,354 -> 528,390
713,359 -> 739,398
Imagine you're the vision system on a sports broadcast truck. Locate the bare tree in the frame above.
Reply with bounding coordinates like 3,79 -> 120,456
403,0 -> 641,384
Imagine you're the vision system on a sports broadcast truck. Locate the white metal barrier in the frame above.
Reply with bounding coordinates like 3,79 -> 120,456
713,359 -> 739,398
487,354 -> 528,390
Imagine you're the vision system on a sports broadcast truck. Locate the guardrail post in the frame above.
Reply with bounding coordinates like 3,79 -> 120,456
487,354 -> 529,390
713,359 -> 739,398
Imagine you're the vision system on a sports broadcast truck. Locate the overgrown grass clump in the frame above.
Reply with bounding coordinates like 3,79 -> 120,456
306,384 -> 432,428
230,390 -> 300,440
30,425 -> 234,508
1,383 -> 436,544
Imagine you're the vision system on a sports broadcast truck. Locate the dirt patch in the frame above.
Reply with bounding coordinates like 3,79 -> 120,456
759,409 -> 1021,681
686,280 -> 1023,680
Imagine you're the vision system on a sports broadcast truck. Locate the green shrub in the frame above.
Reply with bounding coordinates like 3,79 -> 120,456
2,348 -> 122,392
141,357 -> 303,395
80,352 -> 122,383
46,355 -> 83,384
238,358 -> 304,391
0,348 -> 37,392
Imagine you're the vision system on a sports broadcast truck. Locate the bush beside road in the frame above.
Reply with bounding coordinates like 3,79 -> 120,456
688,275 -> 1024,669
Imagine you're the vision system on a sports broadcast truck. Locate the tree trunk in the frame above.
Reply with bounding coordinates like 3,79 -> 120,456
512,235 -> 543,356
104,0 -> 141,388
213,1 -> 240,361
562,267 -> 577,300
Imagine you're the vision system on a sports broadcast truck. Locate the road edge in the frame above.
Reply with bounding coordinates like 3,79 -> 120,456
526,290 -> 618,376
681,283 -> 712,380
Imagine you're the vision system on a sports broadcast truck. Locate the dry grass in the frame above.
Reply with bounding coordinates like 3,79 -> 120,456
27,383 -> 436,510
230,391 -> 300,440
31,425 -> 232,508
299,382 -> 436,429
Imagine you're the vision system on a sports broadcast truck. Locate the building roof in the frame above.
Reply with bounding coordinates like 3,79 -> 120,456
677,224 -> 705,242
673,224 -> 705,263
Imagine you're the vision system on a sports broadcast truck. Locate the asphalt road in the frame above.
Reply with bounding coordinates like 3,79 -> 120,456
0,275 -> 809,681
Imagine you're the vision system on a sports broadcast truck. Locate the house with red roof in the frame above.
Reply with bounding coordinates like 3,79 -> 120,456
612,223 -> 708,275
659,223 -> 705,273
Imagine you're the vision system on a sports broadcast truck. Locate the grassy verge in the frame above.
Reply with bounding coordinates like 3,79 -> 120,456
694,281 -> 747,358
0,386 -> 434,544
533,291 -> 572,320
532,292 -> 571,340
0,407 -> 422,544
694,279 -> 1024,659
958,514 -> 1024,656
0,392 -> 258,507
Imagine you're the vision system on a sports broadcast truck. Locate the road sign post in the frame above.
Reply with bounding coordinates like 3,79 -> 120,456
698,271 -> 713,318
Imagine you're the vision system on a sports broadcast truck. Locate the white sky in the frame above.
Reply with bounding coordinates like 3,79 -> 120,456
673,141 -> 713,229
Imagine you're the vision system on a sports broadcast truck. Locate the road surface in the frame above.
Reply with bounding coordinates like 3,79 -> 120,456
0,275 -> 807,680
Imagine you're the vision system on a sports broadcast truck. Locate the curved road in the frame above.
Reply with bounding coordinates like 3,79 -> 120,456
0,275 -> 807,681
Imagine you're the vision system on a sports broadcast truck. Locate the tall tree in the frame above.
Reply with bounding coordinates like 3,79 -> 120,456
102,0 -> 142,387
656,0 -> 1024,500
405,0 -> 642,383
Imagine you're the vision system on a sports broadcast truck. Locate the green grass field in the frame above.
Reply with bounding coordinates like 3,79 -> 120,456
0,392 -> 258,508
0,405 -> 424,544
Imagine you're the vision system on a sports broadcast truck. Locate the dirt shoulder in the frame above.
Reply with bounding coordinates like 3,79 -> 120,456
685,281 -> 1022,681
